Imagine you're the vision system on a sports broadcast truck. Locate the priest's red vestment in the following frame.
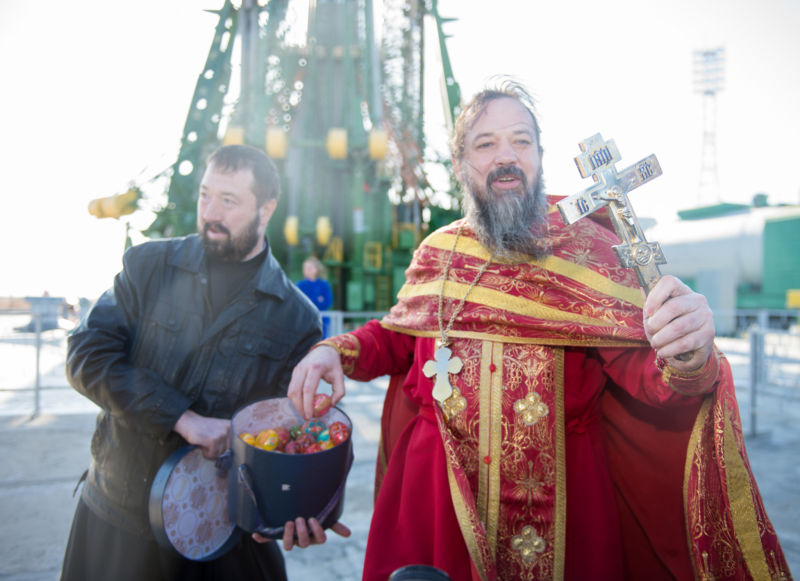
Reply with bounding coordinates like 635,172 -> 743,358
323,202 -> 791,581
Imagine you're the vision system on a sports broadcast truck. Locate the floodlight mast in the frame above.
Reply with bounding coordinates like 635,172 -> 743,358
693,47 -> 725,205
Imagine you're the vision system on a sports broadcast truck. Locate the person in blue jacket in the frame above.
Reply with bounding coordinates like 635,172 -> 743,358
296,256 -> 334,338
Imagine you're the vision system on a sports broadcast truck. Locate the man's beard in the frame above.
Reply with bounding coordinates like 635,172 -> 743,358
461,165 -> 550,260
200,215 -> 262,262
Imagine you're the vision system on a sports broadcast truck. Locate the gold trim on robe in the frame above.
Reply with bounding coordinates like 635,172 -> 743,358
369,200 -> 792,580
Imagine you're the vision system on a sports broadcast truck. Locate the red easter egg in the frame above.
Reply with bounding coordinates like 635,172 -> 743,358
305,442 -> 323,454
294,433 -> 316,452
274,427 -> 291,447
328,421 -> 350,445
312,393 -> 332,417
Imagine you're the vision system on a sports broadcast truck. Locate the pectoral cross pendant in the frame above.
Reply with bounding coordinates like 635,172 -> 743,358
423,345 -> 463,404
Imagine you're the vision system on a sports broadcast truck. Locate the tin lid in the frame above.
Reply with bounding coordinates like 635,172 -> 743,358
149,445 -> 242,561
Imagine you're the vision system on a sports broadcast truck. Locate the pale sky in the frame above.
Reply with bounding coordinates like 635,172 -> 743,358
1,0 -> 799,300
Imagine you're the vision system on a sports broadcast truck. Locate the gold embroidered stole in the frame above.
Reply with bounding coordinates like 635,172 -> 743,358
429,339 -> 566,580
683,355 -> 791,580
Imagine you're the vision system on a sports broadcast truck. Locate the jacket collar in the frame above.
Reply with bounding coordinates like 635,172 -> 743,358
168,234 -> 290,302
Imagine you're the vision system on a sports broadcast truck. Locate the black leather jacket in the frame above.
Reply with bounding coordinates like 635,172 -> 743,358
67,234 -> 321,535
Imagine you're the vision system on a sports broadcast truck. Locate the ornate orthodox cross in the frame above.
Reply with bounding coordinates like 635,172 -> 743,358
423,345 -> 463,403
556,133 -> 666,293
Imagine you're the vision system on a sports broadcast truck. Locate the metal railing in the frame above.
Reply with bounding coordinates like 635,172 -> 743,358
744,326 -> 800,437
325,310 -> 388,338
2,309 -> 798,434
0,310 -> 73,418
0,309 -> 392,418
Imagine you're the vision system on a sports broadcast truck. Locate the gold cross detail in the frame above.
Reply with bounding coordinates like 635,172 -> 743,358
511,525 -> 546,563
514,392 -> 549,427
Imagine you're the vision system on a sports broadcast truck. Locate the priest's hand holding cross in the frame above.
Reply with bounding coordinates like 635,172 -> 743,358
557,133 -> 715,372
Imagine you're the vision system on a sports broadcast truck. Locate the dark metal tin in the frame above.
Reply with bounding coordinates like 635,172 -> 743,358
228,397 -> 353,538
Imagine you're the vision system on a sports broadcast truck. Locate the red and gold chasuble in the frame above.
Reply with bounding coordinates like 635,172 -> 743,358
330,201 -> 791,580
379,208 -> 651,580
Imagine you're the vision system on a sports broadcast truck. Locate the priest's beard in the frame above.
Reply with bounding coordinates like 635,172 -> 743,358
461,165 -> 550,260
200,215 -> 262,262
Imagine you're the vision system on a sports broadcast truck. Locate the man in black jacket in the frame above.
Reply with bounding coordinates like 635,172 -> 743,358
60,145 -> 348,580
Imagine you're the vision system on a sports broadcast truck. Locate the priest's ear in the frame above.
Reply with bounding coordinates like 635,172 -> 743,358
452,155 -> 463,181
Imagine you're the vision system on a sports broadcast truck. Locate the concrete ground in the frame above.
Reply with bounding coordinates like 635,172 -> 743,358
0,323 -> 797,580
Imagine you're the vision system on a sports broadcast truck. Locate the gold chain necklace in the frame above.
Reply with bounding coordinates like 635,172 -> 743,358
423,222 -> 494,404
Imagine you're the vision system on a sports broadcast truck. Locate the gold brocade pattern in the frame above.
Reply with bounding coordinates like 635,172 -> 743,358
378,206 -> 790,579
424,231 -> 643,306
382,217 -> 652,363
443,338 -> 564,580
683,356 -> 789,580
479,342 -> 503,558
722,405 -> 772,579
317,335 -> 360,375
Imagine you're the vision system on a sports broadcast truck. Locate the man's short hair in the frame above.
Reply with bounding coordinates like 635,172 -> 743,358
450,77 -> 542,163
207,144 -> 281,205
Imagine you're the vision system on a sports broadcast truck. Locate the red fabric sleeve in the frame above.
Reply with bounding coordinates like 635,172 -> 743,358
341,319 -> 416,381
596,345 -> 706,579
327,321 -> 421,502
597,346 -> 719,407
